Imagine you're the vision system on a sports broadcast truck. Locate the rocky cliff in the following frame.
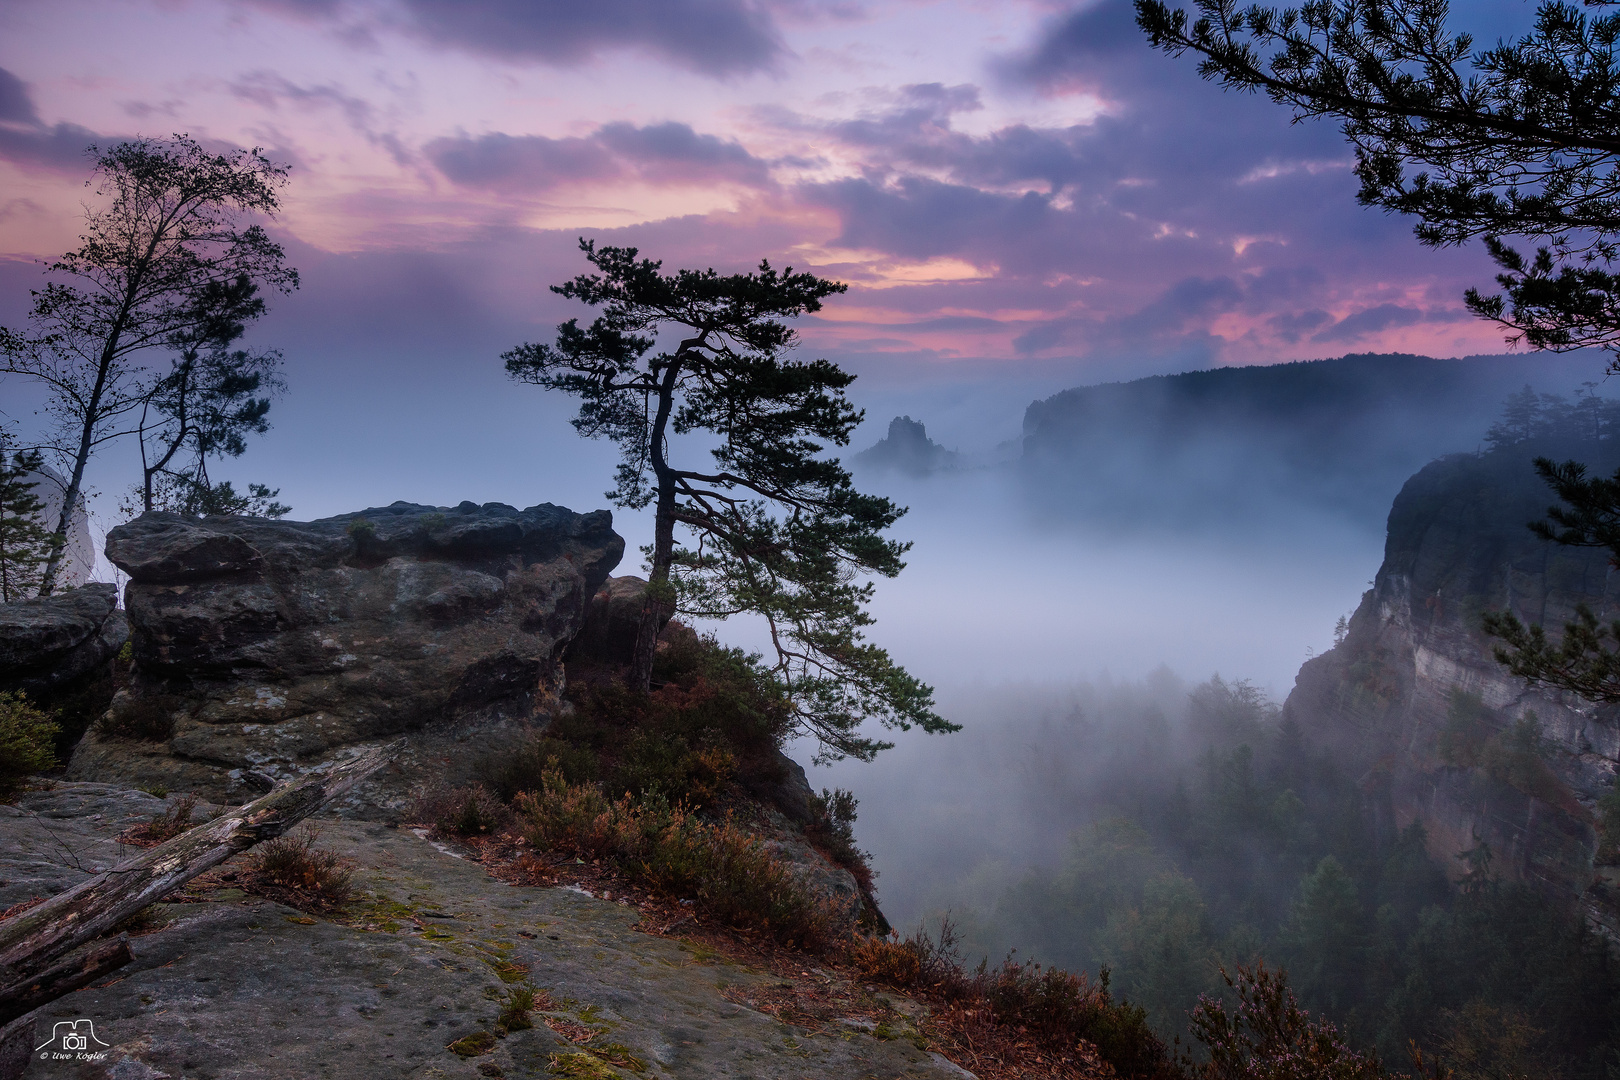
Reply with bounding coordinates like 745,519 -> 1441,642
1284,438 -> 1620,932
68,501 -> 623,804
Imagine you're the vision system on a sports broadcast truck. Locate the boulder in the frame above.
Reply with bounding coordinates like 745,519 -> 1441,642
67,501 -> 623,804
0,583 -> 128,698
566,575 -> 659,669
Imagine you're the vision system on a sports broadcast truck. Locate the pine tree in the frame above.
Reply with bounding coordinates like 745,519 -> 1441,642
0,445 -> 61,604
1137,0 -> 1620,362
504,239 -> 954,761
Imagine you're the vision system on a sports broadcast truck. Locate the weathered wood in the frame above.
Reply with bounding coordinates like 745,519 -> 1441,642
0,741 -> 400,984
0,936 -> 133,1028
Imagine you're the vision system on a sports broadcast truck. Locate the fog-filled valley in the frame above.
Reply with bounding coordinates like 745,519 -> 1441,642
772,350 -> 1620,1072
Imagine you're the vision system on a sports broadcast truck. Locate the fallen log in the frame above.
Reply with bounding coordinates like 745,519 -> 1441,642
0,741 -> 400,1000
0,935 -> 133,1028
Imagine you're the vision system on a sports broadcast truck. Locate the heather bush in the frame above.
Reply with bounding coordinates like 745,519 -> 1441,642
854,917 -> 1177,1078
483,630 -> 790,813
514,771 -> 829,945
413,784 -> 507,836
1191,964 -> 1385,1080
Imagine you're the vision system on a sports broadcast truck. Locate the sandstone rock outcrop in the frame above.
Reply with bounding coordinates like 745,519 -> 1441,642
68,501 -> 623,803
1284,443 -> 1620,932
0,583 -> 127,698
0,784 -> 960,1080
565,574 -> 657,671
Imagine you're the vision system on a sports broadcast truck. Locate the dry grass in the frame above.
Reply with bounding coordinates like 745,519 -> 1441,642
241,823 -> 354,913
117,794 -> 201,847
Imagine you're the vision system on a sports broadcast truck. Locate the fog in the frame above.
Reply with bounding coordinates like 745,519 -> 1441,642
785,469 -> 1365,923
756,352 -> 1600,936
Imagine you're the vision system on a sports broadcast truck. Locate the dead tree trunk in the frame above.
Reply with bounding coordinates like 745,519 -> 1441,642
0,936 -> 133,1028
0,740 -> 399,1024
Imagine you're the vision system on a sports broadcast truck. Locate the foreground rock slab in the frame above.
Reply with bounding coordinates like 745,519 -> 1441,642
69,502 -> 623,805
3,785 -> 967,1079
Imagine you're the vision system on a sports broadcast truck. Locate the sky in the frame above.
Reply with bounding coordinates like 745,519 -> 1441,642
0,0 -> 1582,899
0,0 -> 1532,438
0,0 -> 1563,669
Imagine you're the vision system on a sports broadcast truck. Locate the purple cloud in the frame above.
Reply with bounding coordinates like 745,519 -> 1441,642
426,122 -> 770,192
0,67 -> 100,172
0,68 -> 40,126
229,72 -> 412,164
1312,304 -> 1426,344
234,0 -> 344,14
398,0 -> 784,75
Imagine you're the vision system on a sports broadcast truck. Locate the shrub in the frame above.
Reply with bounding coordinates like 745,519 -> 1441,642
496,984 -> 536,1035
481,633 -> 788,813
412,785 -> 506,836
851,934 -> 924,987
246,824 -> 353,911
476,734 -> 599,802
1191,963 -> 1385,1080
95,694 -> 182,741
514,772 -> 830,946
0,691 -> 59,793
857,917 -> 1178,1079
615,729 -> 735,808
120,794 -> 200,846
806,787 -> 873,893
502,634 -> 793,809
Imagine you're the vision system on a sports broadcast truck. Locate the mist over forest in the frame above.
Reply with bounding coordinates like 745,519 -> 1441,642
790,350 -> 1620,1070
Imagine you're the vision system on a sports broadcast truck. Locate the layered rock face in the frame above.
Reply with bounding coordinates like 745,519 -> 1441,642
1285,444 -> 1620,931
68,501 -> 623,802
0,583 -> 127,698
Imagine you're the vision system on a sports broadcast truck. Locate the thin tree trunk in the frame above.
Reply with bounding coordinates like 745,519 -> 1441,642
0,740 -> 400,987
629,355 -> 685,690
34,429 -> 91,599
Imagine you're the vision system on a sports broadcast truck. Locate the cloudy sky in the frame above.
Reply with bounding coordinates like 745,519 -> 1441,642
0,0 -> 1533,520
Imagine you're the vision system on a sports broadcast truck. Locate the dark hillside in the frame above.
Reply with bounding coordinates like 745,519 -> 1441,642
1020,351 -> 1599,529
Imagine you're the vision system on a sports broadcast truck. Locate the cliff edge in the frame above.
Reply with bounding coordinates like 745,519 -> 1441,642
1284,435 -> 1620,933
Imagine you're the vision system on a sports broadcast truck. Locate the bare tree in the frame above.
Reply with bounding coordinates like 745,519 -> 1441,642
0,135 -> 297,594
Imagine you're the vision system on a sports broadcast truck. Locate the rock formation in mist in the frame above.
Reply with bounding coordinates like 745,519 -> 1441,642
853,416 -> 959,476
68,501 -> 623,803
15,463 -> 95,589
1285,435 -> 1620,932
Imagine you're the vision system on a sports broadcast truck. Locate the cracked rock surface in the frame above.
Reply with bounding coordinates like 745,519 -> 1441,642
4,784 -> 969,1079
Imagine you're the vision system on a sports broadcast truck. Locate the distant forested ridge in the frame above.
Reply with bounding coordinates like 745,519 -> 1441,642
1020,351 -> 1601,529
